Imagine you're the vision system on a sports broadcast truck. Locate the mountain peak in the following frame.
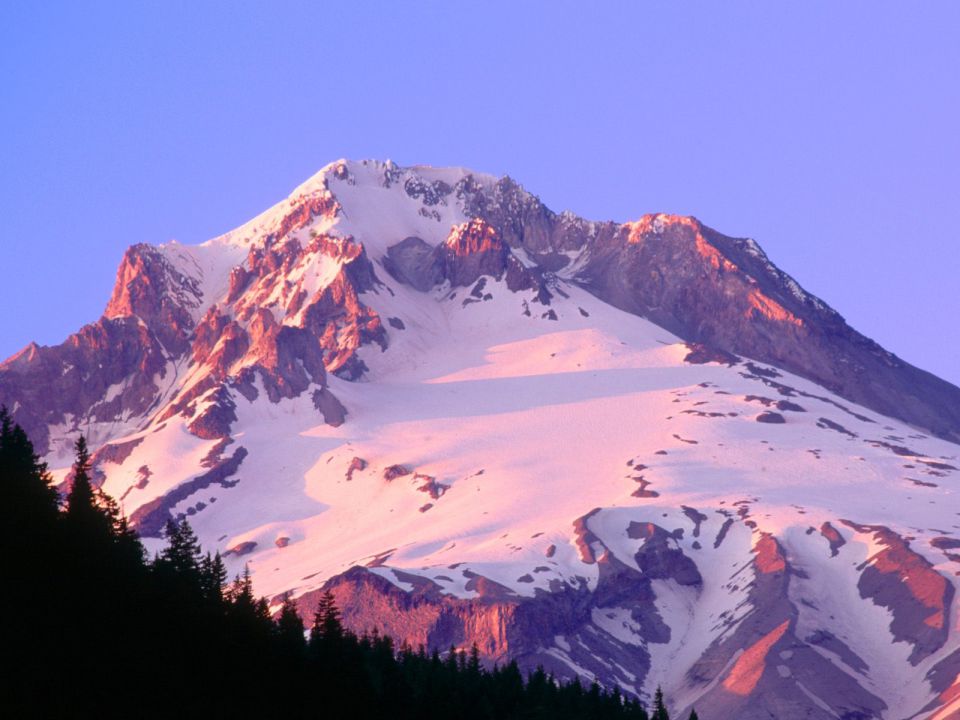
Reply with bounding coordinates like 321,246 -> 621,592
2,158 -> 960,720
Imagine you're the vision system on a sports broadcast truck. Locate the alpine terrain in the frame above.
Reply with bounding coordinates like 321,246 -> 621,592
3,159 -> 960,720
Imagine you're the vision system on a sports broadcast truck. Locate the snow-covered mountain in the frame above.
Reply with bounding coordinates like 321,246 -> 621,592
3,159 -> 960,719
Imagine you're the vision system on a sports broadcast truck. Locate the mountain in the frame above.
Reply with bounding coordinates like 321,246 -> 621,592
3,159 -> 959,719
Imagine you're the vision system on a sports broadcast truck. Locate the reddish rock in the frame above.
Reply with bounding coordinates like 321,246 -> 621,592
819,522 -> 846,557
754,534 -> 787,574
722,620 -> 791,696
187,386 -> 238,440
572,508 -> 603,564
224,541 -> 258,557
105,243 -> 199,355
452,175 -> 960,443
345,457 -> 367,482
841,520 -> 954,663
383,464 -> 411,481
0,315 -> 169,454
415,474 -> 449,500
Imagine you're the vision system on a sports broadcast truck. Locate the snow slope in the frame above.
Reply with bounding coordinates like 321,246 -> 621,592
4,160 -> 960,720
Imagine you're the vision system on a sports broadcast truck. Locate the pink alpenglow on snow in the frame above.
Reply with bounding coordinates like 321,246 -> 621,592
2,160 -> 960,720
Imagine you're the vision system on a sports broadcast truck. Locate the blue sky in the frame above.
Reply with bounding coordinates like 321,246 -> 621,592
2,1 -> 958,385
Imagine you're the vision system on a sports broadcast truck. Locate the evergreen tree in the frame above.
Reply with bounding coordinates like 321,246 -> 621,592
199,550 -> 228,602
3,415 -> 688,720
688,709 -> 699,720
228,565 -> 256,606
65,435 -> 98,526
0,406 -> 59,523
311,588 -> 344,642
159,518 -> 203,577
653,685 -> 670,720
276,594 -> 306,653
0,409 -> 62,716
60,435 -> 144,577
468,642 -> 482,675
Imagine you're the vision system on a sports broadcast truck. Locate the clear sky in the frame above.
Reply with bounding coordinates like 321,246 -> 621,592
2,2 -> 958,386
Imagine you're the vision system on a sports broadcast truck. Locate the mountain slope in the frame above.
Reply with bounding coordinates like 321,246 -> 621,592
2,160 -> 959,719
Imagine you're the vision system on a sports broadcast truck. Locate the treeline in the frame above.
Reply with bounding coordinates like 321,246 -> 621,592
0,410 -> 696,719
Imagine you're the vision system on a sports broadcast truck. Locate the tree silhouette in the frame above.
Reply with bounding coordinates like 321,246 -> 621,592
2,415 -> 678,720
654,685 -> 670,720
311,588 -> 344,643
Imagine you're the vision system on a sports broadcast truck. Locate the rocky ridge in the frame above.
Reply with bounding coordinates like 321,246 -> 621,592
2,159 -> 959,719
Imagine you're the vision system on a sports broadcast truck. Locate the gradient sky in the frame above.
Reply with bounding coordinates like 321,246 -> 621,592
2,2 -> 958,386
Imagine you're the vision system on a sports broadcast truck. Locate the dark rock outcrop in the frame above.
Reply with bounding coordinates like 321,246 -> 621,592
685,534 -> 885,720
756,411 -> 786,424
628,522 -> 702,586
451,177 -> 960,443
385,220 -> 547,299
312,387 -> 347,426
384,236 -> 444,291
129,445 -> 248,537
819,522 -> 846,557
0,316 -> 170,454
224,541 -> 258,557
383,464 -> 411,481
841,521 -> 954,664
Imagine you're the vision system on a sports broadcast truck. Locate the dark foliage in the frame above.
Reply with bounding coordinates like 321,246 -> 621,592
0,414 -> 693,719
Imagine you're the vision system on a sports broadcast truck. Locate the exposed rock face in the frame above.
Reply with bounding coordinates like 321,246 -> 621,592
105,243 -> 201,355
296,515 -> 690,683
383,464 -> 411,482
447,181 -> 960,443
628,521 -> 702,585
5,158 -> 958,460
819,522 -> 846,557
682,534 -> 885,720
437,219 -> 510,288
312,387 -> 346,426
293,513 -> 925,720
0,199 -> 380,456
756,411 -> 787,424
841,521 -> 954,664
383,236 -> 443,291
0,315 -> 170,457
385,220 -> 545,298
230,234 -> 386,383
3,159 -> 960,720
129,445 -> 247,537
571,216 -> 960,445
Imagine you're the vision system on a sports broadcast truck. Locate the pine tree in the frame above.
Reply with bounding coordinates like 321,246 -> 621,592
160,518 -> 203,577
653,685 -> 670,720
0,407 -> 59,523
199,551 -> 228,602
228,565 -> 256,607
1,409 -> 62,714
687,709 -> 699,720
65,435 -> 98,525
276,595 -> 306,653
311,589 -> 344,643
468,642 -> 482,675
5,415 -> 669,720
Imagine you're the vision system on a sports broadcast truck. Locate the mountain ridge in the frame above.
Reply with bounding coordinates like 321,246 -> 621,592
2,159 -> 960,719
